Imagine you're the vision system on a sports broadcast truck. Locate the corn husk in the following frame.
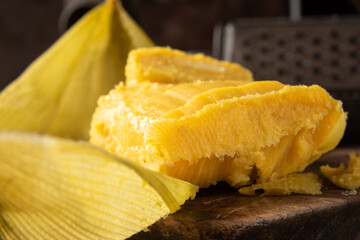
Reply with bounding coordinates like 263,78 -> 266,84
0,0 -> 153,140
0,132 -> 198,240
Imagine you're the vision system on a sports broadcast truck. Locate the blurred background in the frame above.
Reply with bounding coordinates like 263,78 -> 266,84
0,0 -> 359,143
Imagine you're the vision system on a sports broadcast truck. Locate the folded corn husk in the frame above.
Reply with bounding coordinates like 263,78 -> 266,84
0,132 -> 198,240
0,0 -> 153,140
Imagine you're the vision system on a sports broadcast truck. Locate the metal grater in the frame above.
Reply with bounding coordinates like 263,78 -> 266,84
213,16 -> 360,145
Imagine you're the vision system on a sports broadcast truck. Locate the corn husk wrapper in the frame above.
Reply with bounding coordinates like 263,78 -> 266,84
0,132 -> 198,240
0,0 -> 153,140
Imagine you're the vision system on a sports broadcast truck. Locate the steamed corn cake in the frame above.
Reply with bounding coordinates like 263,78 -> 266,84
125,47 -> 253,85
90,80 -> 346,188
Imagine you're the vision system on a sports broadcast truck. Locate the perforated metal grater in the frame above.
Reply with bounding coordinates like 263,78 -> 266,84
213,16 -> 360,145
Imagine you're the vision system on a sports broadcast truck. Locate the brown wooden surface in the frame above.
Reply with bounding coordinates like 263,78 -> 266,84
130,148 -> 360,240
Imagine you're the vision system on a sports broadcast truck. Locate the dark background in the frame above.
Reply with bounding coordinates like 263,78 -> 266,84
0,0 -> 358,90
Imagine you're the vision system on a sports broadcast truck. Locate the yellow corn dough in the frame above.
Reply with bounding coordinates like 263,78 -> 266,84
125,47 -> 253,85
90,80 -> 346,189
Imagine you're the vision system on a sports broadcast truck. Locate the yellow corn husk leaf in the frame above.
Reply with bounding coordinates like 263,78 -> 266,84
321,153 -> 360,190
0,132 -> 197,240
90,80 -> 346,188
0,0 -> 153,140
238,173 -> 322,195
125,47 -> 253,85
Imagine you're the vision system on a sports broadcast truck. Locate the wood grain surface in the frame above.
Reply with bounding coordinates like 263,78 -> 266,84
130,147 -> 360,240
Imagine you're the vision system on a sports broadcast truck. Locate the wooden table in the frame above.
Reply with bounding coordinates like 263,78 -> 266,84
130,148 -> 360,240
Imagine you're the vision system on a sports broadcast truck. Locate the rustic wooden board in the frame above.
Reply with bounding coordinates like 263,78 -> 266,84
130,148 -> 360,240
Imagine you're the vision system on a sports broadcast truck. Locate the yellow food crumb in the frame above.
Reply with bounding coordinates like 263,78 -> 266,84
342,189 -> 358,196
321,153 -> 360,190
238,173 -> 322,195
